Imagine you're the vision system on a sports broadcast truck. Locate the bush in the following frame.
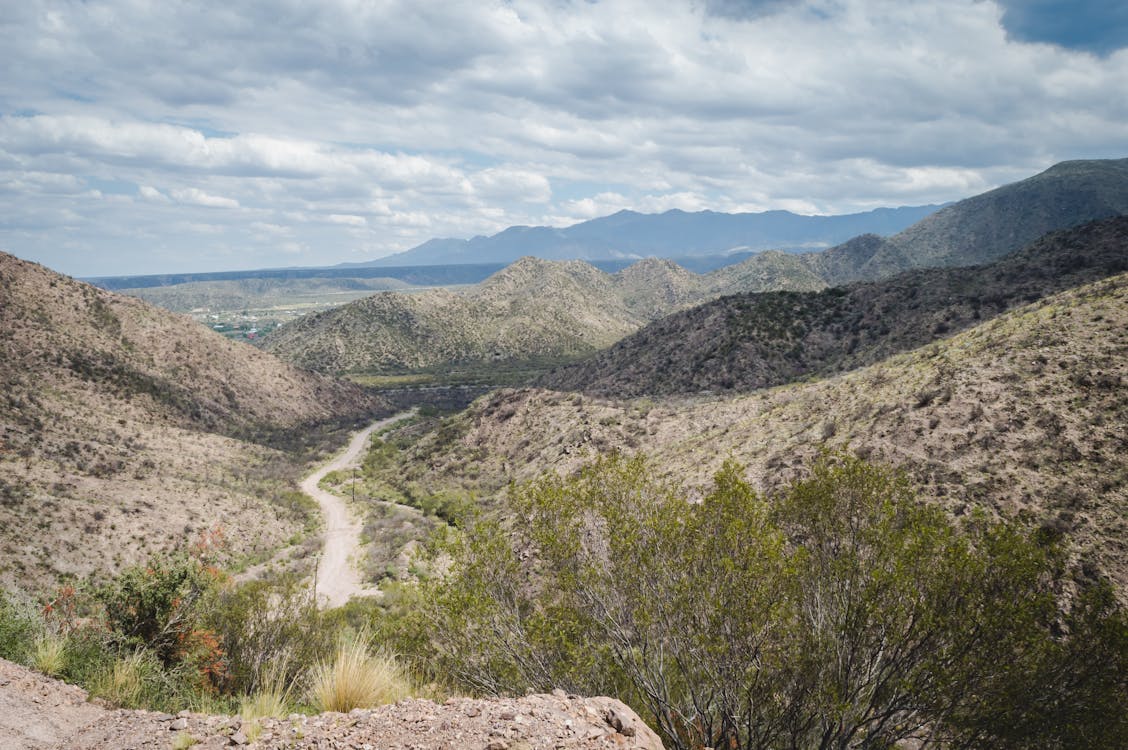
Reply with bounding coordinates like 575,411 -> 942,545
418,453 -> 1128,750
0,590 -> 40,662
201,574 -> 333,696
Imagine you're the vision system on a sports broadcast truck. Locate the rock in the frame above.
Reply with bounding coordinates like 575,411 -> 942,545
605,706 -> 636,736
230,729 -> 248,745
486,741 -> 509,750
169,717 -> 189,731
498,709 -> 517,720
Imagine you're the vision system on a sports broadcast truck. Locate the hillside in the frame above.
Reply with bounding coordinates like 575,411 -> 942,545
364,204 -> 942,266
811,158 -> 1128,283
542,217 -> 1128,397
390,271 -> 1128,592
0,251 -> 385,588
262,257 -> 716,374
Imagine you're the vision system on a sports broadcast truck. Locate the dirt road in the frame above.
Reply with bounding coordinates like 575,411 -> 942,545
301,411 -> 413,608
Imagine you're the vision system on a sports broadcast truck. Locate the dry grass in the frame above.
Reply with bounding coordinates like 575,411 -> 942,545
307,630 -> 413,713
31,633 -> 66,677
238,668 -> 293,724
90,651 -> 147,707
171,732 -> 198,749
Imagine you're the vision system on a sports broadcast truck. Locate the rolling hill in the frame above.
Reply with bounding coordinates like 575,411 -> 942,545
0,251 -> 385,588
541,217 -> 1128,397
388,270 -> 1128,593
261,251 -> 839,377
261,257 -> 717,374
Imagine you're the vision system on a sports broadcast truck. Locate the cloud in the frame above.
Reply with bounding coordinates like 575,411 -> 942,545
1,0 -> 1127,275
138,185 -> 170,203
326,213 -> 367,227
170,187 -> 240,209
997,0 -> 1128,55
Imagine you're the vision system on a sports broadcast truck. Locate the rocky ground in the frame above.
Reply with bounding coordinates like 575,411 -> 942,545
0,659 -> 664,750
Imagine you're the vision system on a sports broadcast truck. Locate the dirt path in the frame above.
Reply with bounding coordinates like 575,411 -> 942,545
302,411 -> 414,608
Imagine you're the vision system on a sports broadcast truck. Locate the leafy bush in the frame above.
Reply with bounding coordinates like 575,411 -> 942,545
0,590 -> 40,662
201,574 -> 334,696
417,453 -> 1128,750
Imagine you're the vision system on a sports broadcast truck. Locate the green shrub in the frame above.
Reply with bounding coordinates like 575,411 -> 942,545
201,575 -> 333,696
0,589 -> 41,663
419,453 -> 1128,750
96,551 -> 215,667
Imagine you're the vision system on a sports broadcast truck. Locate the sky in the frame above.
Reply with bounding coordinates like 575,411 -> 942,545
1,0 -> 1127,277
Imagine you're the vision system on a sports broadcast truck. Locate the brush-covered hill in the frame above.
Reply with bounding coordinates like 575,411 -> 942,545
542,216 -> 1128,397
262,257 -> 720,374
0,251 -> 385,588
811,158 -> 1128,284
391,271 -> 1128,593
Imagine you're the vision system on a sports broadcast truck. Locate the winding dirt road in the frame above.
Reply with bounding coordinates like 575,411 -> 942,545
301,411 -> 414,608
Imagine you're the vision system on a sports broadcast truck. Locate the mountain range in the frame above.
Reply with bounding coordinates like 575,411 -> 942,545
355,204 -> 944,267
264,158 -> 1128,379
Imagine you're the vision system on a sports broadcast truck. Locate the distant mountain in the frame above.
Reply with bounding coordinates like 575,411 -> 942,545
0,251 -> 384,587
360,205 -> 944,267
810,158 -> 1128,284
540,216 -> 1128,397
393,271 -> 1128,591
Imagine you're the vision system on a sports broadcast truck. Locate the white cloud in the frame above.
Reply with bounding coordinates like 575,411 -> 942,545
326,213 -> 367,227
0,0 -> 1126,274
138,185 -> 170,203
170,187 -> 240,209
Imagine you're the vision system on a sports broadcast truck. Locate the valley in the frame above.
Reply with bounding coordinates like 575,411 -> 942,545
3,158 -> 1128,748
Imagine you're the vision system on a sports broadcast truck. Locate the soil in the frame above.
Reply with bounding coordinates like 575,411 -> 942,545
302,413 -> 415,608
0,658 -> 665,750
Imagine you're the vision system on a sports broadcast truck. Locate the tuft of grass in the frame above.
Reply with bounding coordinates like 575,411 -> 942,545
307,630 -> 413,713
243,720 -> 263,743
90,650 -> 149,707
32,633 -> 67,676
239,684 -> 291,721
171,732 -> 198,749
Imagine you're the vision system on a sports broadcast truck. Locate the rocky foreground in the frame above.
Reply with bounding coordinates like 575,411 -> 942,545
0,659 -> 664,750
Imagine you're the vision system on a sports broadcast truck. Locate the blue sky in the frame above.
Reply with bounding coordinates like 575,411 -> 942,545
2,0 -> 1127,276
